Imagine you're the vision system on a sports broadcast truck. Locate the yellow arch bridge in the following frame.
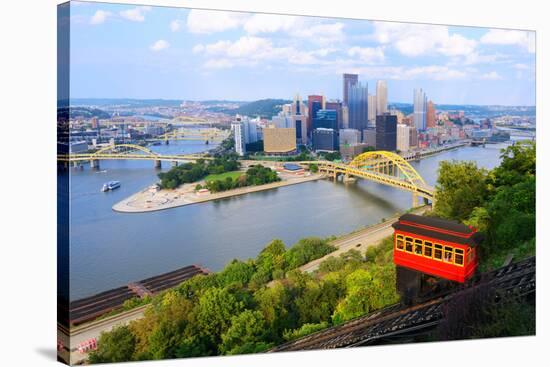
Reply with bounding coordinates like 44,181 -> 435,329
300,151 -> 435,206
58,144 -> 212,169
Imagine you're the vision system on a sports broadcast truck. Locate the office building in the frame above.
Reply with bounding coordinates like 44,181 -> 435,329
231,119 -> 246,156
413,88 -> 427,131
307,95 -> 325,136
348,81 -> 369,133
263,127 -> 297,154
363,128 -> 377,148
427,100 -> 436,129
340,143 -> 369,161
368,94 -> 377,124
290,94 -> 308,144
342,106 -> 349,129
409,127 -> 418,148
339,129 -> 361,146
271,115 -> 293,129
313,109 -> 338,130
312,128 -> 339,152
397,124 -> 410,152
342,73 -> 358,106
325,100 -> 343,129
376,80 -> 388,114
376,113 -> 397,151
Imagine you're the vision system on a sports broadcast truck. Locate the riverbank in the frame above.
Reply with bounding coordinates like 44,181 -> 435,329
113,171 -> 325,213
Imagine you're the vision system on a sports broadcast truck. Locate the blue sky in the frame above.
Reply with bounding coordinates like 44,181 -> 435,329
67,1 -> 536,105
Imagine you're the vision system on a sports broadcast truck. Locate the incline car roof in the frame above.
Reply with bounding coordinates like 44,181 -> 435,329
392,213 -> 484,247
398,213 -> 473,234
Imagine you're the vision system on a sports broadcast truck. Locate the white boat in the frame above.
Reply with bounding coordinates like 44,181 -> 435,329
101,181 -> 121,192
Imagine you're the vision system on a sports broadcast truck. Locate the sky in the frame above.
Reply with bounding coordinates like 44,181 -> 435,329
66,1 -> 536,106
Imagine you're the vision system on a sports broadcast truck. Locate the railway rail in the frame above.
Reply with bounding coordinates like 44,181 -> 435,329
270,256 -> 535,352
62,264 -> 208,326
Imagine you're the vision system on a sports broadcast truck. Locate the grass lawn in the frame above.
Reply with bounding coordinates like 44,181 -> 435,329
204,171 -> 243,182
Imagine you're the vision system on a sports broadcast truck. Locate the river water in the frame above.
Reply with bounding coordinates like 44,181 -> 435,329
65,141 -> 511,300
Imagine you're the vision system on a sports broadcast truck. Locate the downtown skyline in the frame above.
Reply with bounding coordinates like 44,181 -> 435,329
68,1 -> 536,106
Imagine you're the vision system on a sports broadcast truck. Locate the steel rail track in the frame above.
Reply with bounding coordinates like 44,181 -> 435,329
270,256 -> 535,352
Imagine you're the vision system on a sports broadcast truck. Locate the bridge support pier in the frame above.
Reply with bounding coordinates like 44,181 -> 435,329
165,140 -> 169,145
154,160 -> 161,169
171,161 -> 178,167
90,159 -> 100,170
412,193 -> 418,208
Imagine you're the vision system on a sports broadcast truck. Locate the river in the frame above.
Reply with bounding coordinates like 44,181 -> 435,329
65,141 -> 511,300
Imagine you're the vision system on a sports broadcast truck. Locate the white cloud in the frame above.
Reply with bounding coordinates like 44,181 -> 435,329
186,9 -> 248,34
480,71 -> 503,80
90,10 -> 111,25
150,40 -> 170,52
480,29 -> 535,53
513,63 -> 529,70
193,36 -> 333,69
243,14 -> 301,34
119,6 -> 151,22
372,22 -> 476,57
348,46 -> 385,64
170,19 -> 181,32
293,22 -> 345,45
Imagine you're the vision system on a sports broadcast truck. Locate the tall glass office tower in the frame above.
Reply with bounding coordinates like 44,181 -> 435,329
413,88 -> 427,131
348,81 -> 369,133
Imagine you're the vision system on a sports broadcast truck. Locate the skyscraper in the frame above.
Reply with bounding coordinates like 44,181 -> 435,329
307,95 -> 324,136
342,73 -> 358,106
325,100 -> 343,129
291,94 -> 308,144
376,113 -> 397,151
396,124 -> 410,152
313,109 -> 338,130
368,94 -> 377,124
413,88 -> 427,131
231,118 -> 246,156
427,100 -> 436,129
376,80 -> 388,114
347,81 -> 369,134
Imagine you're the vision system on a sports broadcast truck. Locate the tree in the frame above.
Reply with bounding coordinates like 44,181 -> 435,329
88,325 -> 136,363
195,287 -> 245,345
218,259 -> 255,287
433,160 -> 489,221
220,310 -> 267,354
309,163 -> 319,173
253,282 -> 296,338
284,237 -> 336,271
491,141 -> 535,189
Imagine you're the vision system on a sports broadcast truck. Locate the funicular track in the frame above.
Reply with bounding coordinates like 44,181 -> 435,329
270,256 -> 535,352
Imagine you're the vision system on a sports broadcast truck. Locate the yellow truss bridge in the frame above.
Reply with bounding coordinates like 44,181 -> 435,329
58,144 -> 211,168
154,129 -> 229,142
301,151 -> 435,206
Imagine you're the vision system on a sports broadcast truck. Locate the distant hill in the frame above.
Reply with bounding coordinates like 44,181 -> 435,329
218,99 -> 292,118
71,98 -> 183,108
64,106 -> 111,119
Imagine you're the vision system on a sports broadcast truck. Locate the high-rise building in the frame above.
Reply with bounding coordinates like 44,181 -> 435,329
231,119 -> 246,156
312,128 -> 339,152
413,88 -> 428,131
263,127 -> 297,154
342,73 -> 358,106
307,95 -> 325,136
409,127 -> 418,148
290,94 -> 308,145
427,100 -> 436,129
325,100 -> 343,129
363,128 -> 377,148
271,115 -> 293,129
339,129 -> 361,146
376,80 -> 388,114
342,106 -> 349,129
396,124 -> 410,152
91,117 -> 98,129
368,94 -> 377,124
376,113 -> 397,151
313,109 -> 338,130
348,81 -> 369,134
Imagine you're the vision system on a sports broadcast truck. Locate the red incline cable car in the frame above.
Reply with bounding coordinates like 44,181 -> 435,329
392,213 -> 483,283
